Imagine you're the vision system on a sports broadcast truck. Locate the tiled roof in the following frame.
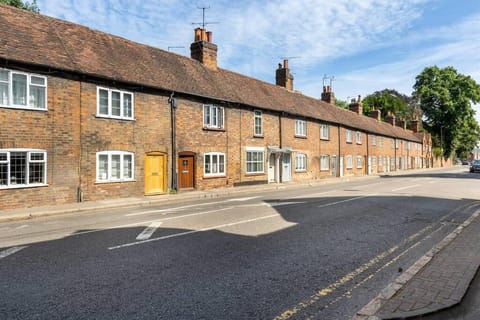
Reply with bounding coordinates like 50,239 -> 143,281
0,4 -> 422,142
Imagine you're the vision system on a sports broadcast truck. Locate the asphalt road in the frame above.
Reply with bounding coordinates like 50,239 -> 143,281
1,167 -> 479,320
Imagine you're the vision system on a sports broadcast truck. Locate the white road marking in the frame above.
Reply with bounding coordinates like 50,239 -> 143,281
109,214 -> 280,250
391,184 -> 420,192
267,201 -> 305,207
0,246 -> 28,260
125,200 -> 234,216
317,195 -> 374,208
136,222 -> 163,240
225,196 -> 261,202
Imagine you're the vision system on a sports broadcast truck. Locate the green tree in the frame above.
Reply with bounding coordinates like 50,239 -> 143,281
0,0 -> 39,12
413,66 -> 480,159
361,89 -> 415,120
334,98 -> 348,109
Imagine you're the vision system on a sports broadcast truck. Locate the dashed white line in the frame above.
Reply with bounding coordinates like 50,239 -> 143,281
391,184 -> 420,192
0,246 -> 28,260
317,195 -> 375,208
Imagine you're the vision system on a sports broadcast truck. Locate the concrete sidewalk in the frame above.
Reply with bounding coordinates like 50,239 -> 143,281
355,208 -> 480,319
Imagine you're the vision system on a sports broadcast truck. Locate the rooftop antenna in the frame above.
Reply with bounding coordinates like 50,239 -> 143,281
323,74 -> 335,87
191,6 -> 219,29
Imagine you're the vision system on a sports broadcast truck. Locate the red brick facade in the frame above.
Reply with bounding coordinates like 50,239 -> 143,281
0,5 -> 434,210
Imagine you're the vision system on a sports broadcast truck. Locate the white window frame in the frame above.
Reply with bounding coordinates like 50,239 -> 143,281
320,155 -> 330,171
356,155 -> 363,168
356,131 -> 362,144
346,155 -> 353,169
371,135 -> 376,146
246,147 -> 264,174
203,104 -> 224,129
346,129 -> 352,143
295,153 -> 307,171
379,155 -> 383,167
371,156 -> 377,167
0,69 -> 47,110
295,120 -> 307,137
97,87 -> 134,120
378,136 -> 383,147
320,124 -> 330,140
96,151 -> 134,182
0,149 -> 47,188
204,152 -> 226,177
254,110 -> 263,136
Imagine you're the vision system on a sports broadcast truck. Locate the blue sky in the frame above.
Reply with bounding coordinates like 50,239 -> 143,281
36,0 -> 480,120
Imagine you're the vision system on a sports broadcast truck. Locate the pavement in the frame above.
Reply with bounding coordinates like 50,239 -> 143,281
1,167 -> 480,319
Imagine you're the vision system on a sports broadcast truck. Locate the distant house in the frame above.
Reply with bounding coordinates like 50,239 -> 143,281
0,4 -> 431,210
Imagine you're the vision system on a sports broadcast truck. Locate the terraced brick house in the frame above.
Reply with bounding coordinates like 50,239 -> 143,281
0,5 -> 431,210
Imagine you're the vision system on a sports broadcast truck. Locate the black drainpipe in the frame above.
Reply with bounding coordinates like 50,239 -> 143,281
169,92 -> 177,191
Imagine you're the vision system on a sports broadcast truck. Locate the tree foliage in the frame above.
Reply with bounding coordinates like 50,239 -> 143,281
361,89 -> 418,121
413,66 -> 480,158
0,0 -> 39,12
334,98 -> 349,109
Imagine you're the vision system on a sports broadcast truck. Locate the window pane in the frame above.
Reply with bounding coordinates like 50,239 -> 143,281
123,154 -> 133,179
29,85 -> 46,109
0,71 -> 8,105
0,82 -> 8,105
0,163 -> 7,186
12,74 -> 27,106
99,89 -> 109,115
10,152 -> 26,185
98,155 -> 108,180
111,91 -> 121,116
212,154 -> 218,173
111,155 -> 121,179
0,153 -> 7,162
204,106 -> 210,126
123,93 -> 132,118
0,70 -> 8,81
30,152 -> 44,161
219,155 -> 225,173
205,155 -> 211,174
29,162 -> 45,184
30,76 -> 45,86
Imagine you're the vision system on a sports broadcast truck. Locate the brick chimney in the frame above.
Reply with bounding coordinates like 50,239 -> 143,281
348,95 -> 363,115
410,116 -> 421,132
397,118 -> 407,130
276,59 -> 294,91
385,112 -> 396,126
321,86 -> 335,104
190,28 -> 218,70
369,108 -> 381,121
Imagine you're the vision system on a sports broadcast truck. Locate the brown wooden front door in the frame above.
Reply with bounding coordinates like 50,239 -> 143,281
178,155 -> 194,189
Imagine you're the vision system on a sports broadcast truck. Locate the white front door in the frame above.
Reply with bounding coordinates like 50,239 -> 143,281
282,154 -> 291,182
339,156 -> 344,177
268,153 -> 276,183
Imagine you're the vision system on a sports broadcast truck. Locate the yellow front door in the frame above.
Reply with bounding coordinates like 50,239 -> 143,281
145,153 -> 167,195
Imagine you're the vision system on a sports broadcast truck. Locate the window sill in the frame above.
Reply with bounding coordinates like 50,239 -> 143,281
0,105 -> 48,112
203,127 -> 226,132
203,175 -> 226,179
320,137 -> 330,141
295,169 -> 307,173
294,135 -> 307,139
253,134 -> 264,138
95,115 -> 135,121
95,179 -> 136,184
0,183 -> 48,189
245,172 -> 265,176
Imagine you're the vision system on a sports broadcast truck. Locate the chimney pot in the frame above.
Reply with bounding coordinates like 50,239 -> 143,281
283,59 -> 289,69
206,31 -> 212,42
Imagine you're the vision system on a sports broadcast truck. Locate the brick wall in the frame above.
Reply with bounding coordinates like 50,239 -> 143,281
0,75 -> 80,209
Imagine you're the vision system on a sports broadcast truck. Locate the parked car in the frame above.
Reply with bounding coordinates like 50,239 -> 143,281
462,160 -> 470,165
469,160 -> 480,173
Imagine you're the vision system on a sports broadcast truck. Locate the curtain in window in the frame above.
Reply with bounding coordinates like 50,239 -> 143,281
0,70 -> 8,105
12,74 -> 27,106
